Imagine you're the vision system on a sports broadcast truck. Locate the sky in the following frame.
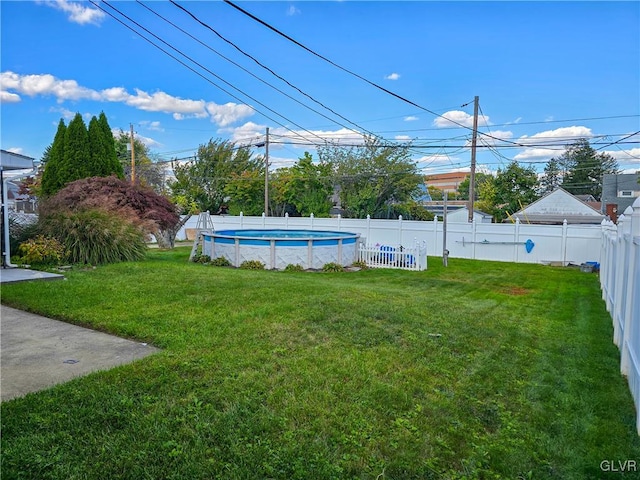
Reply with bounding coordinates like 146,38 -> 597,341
1,0 -> 639,177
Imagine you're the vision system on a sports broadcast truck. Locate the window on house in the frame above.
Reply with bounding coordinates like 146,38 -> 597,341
618,190 -> 634,198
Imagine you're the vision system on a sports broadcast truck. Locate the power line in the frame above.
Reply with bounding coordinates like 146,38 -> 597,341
167,0 -> 381,142
221,0 -> 532,149
94,0 -> 328,147
138,1 -> 376,142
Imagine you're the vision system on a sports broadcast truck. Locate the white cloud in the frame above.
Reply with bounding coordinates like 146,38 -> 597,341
206,102 -> 254,127
134,133 -> 162,149
395,135 -> 412,141
286,5 -> 301,16
0,90 -> 20,103
604,147 -> 640,165
517,126 -> 593,145
404,116 -> 419,122
1,71 -> 100,102
139,120 -> 164,132
513,148 -> 562,162
38,0 -> 105,25
433,110 -> 490,128
1,71 -> 254,126
222,121 -> 267,145
48,106 -> 76,120
385,73 -> 401,81
6,147 -> 24,155
126,89 -> 205,115
513,126 -> 596,161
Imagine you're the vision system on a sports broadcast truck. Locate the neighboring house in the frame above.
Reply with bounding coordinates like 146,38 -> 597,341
511,187 -> 606,224
5,180 -> 37,213
447,207 -> 493,223
601,173 -> 640,223
1,149 -> 36,267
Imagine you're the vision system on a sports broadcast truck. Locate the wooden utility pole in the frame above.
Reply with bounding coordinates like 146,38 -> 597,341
468,96 -> 479,222
130,123 -> 136,184
264,127 -> 270,216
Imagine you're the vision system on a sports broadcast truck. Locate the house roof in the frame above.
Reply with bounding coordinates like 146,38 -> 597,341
1,149 -> 34,171
512,187 -> 606,224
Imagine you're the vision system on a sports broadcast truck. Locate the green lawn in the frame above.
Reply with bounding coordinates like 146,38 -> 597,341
1,248 -> 638,479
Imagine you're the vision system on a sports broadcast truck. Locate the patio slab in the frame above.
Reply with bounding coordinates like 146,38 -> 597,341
1,305 -> 159,401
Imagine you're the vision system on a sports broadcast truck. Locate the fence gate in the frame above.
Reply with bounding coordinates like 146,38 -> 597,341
358,241 -> 427,271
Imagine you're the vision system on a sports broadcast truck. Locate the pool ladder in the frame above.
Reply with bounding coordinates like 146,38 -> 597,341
189,212 -> 214,261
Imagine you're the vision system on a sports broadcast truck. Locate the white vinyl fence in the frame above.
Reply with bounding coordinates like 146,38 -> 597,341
179,212 -> 603,266
600,198 -> 640,434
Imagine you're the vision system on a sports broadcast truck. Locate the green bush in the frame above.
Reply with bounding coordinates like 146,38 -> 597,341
210,256 -> 231,267
197,255 -> 211,264
239,260 -> 265,270
284,263 -> 304,272
17,235 -> 65,266
351,260 -> 369,270
41,209 -> 146,265
322,262 -> 344,272
8,216 -> 40,257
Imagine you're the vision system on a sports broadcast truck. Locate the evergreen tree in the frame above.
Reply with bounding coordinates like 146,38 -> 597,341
560,139 -> 618,199
539,158 -> 563,195
41,119 -> 67,196
98,111 -> 122,178
60,113 -> 89,183
40,112 -> 124,196
88,117 -> 108,176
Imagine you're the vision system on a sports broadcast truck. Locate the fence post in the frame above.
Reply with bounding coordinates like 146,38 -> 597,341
471,216 -> 477,260
398,215 -> 403,246
310,213 -> 315,230
285,212 -> 289,229
433,216 -> 439,257
261,212 -> 266,228
366,215 -> 371,242
513,218 -> 520,263
239,211 -> 244,228
337,214 -> 342,231
561,219 -> 568,266
621,202 -> 640,374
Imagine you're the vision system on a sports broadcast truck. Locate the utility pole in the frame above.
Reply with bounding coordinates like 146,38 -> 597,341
264,127 -> 269,216
468,95 -> 479,223
130,123 -> 136,185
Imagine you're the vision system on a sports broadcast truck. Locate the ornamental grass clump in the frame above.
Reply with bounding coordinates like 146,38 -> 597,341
41,209 -> 146,265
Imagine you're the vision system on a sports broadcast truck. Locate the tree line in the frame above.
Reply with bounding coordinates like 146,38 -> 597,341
32,113 -> 622,226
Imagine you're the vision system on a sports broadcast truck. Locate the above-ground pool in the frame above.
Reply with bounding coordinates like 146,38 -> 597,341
202,229 -> 360,270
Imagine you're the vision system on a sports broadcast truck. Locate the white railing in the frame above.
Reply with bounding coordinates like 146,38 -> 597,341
600,197 -> 640,434
358,241 -> 427,271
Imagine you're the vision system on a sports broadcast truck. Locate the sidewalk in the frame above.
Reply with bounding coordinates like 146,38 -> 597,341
1,305 -> 159,401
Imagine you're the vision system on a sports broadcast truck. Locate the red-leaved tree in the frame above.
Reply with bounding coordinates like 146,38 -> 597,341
41,176 -> 183,248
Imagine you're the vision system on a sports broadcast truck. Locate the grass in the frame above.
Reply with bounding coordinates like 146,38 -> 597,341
1,248 -> 639,479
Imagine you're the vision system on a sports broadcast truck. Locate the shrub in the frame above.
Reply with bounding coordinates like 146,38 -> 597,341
284,263 -> 304,272
239,260 -> 265,270
40,176 -> 180,245
8,214 -> 39,257
210,256 -> 231,267
322,262 -> 344,272
40,209 -> 146,265
17,235 -> 65,266
351,260 -> 369,270
197,255 -> 211,264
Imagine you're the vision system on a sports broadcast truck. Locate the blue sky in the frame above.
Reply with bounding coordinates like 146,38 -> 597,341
1,0 -> 639,175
